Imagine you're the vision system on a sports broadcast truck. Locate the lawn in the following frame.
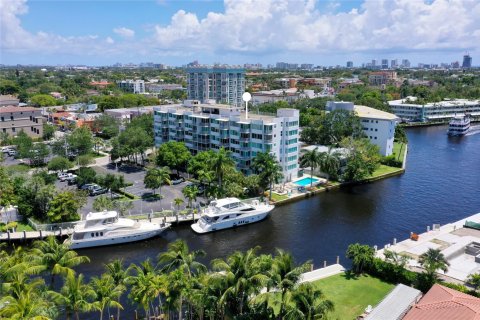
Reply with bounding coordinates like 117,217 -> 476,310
369,165 -> 403,179
393,142 -> 407,162
312,273 -> 394,320
269,192 -> 289,202
5,163 -> 31,174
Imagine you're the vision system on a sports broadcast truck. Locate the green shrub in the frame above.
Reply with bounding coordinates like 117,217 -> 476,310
117,189 -> 135,199
381,155 -> 402,168
366,258 -> 416,285
442,282 -> 478,297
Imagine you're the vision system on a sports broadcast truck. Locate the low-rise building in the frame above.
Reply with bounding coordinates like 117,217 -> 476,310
105,106 -> 156,123
327,101 -> 399,156
0,95 -> 20,107
154,100 -> 300,181
117,80 -> 145,94
368,71 -> 397,86
388,96 -> 480,122
0,106 -> 43,138
146,83 -> 184,93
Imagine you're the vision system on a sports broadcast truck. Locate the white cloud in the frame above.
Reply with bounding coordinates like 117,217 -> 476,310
1,0 -> 480,63
113,27 -> 135,38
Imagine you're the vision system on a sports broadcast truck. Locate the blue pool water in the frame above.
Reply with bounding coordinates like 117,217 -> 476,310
294,177 -> 318,186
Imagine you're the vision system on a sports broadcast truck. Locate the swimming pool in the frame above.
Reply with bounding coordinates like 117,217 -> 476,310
294,177 -> 318,187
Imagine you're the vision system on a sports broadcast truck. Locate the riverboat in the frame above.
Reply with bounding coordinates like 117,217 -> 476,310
65,211 -> 170,249
191,198 -> 274,234
448,115 -> 470,136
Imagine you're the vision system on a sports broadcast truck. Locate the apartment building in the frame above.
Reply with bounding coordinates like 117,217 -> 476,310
186,65 -> 245,107
154,100 -> 300,181
368,71 -> 397,86
327,101 -> 399,156
117,80 -> 145,94
0,95 -> 20,107
0,106 -> 43,138
388,97 -> 480,122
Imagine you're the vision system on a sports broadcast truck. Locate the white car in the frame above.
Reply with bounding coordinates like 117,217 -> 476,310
1,146 -> 12,153
57,172 -> 69,181
8,150 -> 17,157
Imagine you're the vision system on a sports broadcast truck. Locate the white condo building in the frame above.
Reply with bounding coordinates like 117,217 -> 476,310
388,97 -> 480,122
327,101 -> 399,156
154,100 -> 300,181
117,80 -> 145,94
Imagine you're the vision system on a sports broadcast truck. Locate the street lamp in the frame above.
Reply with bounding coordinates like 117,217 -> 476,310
242,92 -> 251,119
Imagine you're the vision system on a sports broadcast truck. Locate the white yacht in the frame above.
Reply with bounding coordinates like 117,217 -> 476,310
448,115 -> 470,136
191,198 -> 274,234
65,211 -> 170,249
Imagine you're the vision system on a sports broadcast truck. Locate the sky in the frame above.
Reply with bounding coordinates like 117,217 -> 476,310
1,0 -> 479,67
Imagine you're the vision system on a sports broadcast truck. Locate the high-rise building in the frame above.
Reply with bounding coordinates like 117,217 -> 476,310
346,61 -> 354,68
371,59 -> 378,68
186,65 -> 245,107
401,59 -> 411,68
381,59 -> 389,69
153,101 -> 300,181
390,59 -> 398,69
462,54 -> 472,68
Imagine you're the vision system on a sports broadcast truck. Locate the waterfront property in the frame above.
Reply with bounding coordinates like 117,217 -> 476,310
186,65 -> 245,107
153,100 -> 300,181
388,96 -> 480,122
0,106 -> 43,138
327,101 -> 399,156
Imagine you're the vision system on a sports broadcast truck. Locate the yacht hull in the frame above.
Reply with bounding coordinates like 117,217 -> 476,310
66,227 -> 168,249
191,208 -> 273,234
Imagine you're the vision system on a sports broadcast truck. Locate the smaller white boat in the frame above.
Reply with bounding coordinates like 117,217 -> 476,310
448,115 -> 470,136
191,198 -> 274,234
65,211 -> 170,249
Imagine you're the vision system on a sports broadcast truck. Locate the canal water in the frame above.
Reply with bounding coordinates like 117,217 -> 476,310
77,124 -> 480,277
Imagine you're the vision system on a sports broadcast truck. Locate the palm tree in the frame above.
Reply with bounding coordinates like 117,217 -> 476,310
113,199 -> 134,217
92,195 -> 114,212
90,274 -> 124,320
419,248 -> 450,276
144,166 -> 171,209
211,148 -> 235,194
197,169 -> 215,197
346,243 -> 375,274
31,236 -> 90,287
467,273 -> 480,291
50,273 -> 95,320
268,249 -> 312,319
252,152 -> 283,200
0,286 -> 54,320
174,197 -> 184,216
300,148 -> 321,188
318,147 -> 341,182
285,283 -> 334,320
182,185 -> 199,211
158,239 -> 207,277
105,259 -> 128,320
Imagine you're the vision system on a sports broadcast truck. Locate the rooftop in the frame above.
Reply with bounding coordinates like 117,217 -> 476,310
404,284 -> 480,320
354,105 -> 399,121
389,96 -> 480,107
365,284 -> 421,320
0,106 -> 38,113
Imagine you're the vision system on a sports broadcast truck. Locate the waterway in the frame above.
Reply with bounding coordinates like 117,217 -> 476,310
74,125 -> 480,317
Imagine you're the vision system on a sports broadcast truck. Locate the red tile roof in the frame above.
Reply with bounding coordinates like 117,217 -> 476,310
404,284 -> 480,320
0,106 -> 37,113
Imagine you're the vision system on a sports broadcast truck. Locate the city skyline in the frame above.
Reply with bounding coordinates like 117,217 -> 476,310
1,0 -> 479,66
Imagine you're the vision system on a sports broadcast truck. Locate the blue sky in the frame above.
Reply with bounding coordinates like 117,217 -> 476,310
1,0 -> 478,66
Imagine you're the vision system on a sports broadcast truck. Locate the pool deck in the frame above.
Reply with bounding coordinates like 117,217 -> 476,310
376,212 -> 480,283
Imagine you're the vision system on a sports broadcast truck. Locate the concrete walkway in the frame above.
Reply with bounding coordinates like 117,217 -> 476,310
299,264 -> 345,283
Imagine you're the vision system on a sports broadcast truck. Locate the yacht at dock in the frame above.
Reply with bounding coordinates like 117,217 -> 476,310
191,198 -> 274,234
65,211 -> 170,249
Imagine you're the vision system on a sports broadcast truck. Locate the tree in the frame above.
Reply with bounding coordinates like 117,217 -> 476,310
346,243 -> 375,274
211,148 -> 235,194
67,126 -> 93,156
98,173 -> 126,199
47,190 -> 86,223
43,123 -> 56,141
156,141 -> 191,174
93,196 -> 114,212
113,200 -> 134,216
47,156 -> 72,172
318,147 -> 341,182
105,259 -> 128,320
76,167 -> 96,187
0,79 -> 20,95
90,274 -> 124,320
77,154 -> 94,167
0,167 -> 16,207
92,114 -> 120,139
182,185 -> 198,210
252,152 -> 283,200
419,248 -> 450,276
341,137 -> 381,182
30,94 -> 57,107
174,197 -> 184,215
27,143 -> 50,166
300,148 -> 322,188
32,236 -> 90,288
285,283 -> 334,320
144,167 -> 171,208
467,273 -> 480,291
50,273 -> 95,320
158,239 -> 207,277
14,130 -> 33,159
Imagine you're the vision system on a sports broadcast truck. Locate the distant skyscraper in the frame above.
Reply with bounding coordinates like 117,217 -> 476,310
186,65 -> 245,107
390,59 -> 398,69
371,59 -> 378,68
381,59 -> 389,69
401,59 -> 411,68
462,54 -> 472,68
347,61 -> 354,68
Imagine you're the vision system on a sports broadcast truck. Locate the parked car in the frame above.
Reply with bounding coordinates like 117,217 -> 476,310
8,149 -> 17,157
110,192 -> 121,200
171,176 -> 185,185
78,183 -> 96,191
57,172 -> 69,180
1,146 -> 13,153
66,175 -> 78,185
89,186 -> 108,196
